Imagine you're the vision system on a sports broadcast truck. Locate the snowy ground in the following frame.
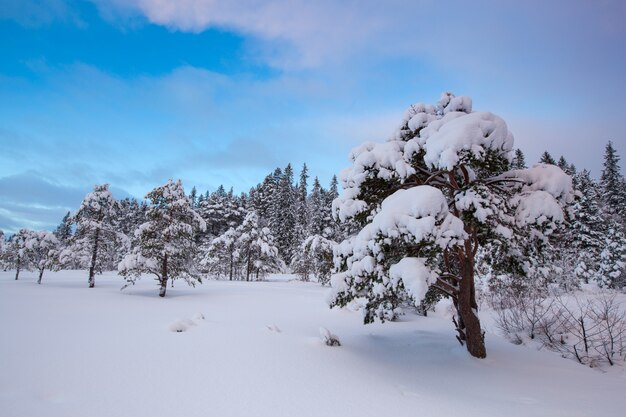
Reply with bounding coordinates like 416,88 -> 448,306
1,271 -> 624,417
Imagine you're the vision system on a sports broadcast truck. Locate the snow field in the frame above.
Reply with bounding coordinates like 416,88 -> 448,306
1,270 -> 625,417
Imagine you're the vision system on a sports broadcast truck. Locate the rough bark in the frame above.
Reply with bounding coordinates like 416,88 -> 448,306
88,228 -> 100,288
15,256 -> 21,280
453,240 -> 486,358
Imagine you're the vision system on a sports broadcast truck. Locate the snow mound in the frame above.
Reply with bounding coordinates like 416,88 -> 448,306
168,319 -> 196,333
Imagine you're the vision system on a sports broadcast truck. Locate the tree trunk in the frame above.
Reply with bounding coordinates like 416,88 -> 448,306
37,267 -> 44,284
159,254 -> 168,297
15,256 -> 21,280
88,228 -> 100,288
454,243 -> 486,358
229,247 -> 234,281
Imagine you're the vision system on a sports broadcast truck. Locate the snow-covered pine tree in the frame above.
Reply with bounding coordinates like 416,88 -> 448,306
54,211 -> 73,246
118,179 -> 206,297
570,170 -> 604,284
60,184 -> 125,287
510,149 -> 527,169
295,163 -> 310,247
600,141 -> 626,221
540,151 -> 556,165
308,177 -> 326,237
557,156 -> 576,176
24,230 -> 60,284
236,211 -> 283,281
5,229 -> 31,280
330,92 -> 573,358
202,227 -> 239,280
189,186 -> 198,208
272,164 -> 297,263
290,235 -> 335,284
597,220 -> 626,288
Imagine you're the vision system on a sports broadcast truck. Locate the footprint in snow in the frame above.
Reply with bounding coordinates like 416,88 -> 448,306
266,324 -> 281,333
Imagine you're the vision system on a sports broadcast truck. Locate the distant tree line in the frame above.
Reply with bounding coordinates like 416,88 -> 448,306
0,164 -> 342,295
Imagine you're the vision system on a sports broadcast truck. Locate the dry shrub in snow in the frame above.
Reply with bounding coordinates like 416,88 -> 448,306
492,288 -> 626,367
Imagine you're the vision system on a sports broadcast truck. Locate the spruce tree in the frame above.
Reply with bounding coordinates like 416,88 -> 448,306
118,179 -> 206,297
295,163 -> 310,245
510,149 -> 527,169
570,170 -> 604,284
597,220 -> 626,288
539,151 -> 556,165
600,141 -> 625,220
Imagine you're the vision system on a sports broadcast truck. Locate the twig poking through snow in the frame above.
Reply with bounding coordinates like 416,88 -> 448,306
320,327 -> 341,346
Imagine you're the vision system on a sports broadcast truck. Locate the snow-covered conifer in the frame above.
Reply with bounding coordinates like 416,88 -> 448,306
330,92 -> 574,358
569,170 -> 604,284
272,164 -> 297,263
295,163 -> 310,246
118,179 -> 206,297
237,211 -> 283,281
290,235 -> 335,285
5,229 -> 32,280
24,230 -> 60,284
203,227 -> 239,280
597,221 -> 626,288
510,149 -> 527,170
60,184 -> 125,287
600,141 -> 625,220
540,151 -> 556,165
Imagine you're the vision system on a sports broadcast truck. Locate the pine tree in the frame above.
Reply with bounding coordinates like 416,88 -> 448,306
272,164 -> 297,263
202,227 -> 239,280
308,177 -> 326,236
118,179 -> 206,297
5,229 -> 31,280
290,235 -> 335,284
189,186 -> 198,208
60,184 -> 124,287
54,212 -> 73,246
330,93 -> 573,358
510,149 -> 527,169
570,170 -> 604,284
540,151 -> 556,165
24,231 -> 60,284
600,141 -> 625,221
295,163 -> 310,246
236,211 -> 283,281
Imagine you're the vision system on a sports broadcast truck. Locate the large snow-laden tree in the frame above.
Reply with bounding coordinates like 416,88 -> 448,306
118,179 -> 206,297
329,93 -> 574,358
60,184 -> 125,288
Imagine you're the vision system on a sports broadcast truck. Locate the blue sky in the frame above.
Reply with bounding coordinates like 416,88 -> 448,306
1,0 -> 625,233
